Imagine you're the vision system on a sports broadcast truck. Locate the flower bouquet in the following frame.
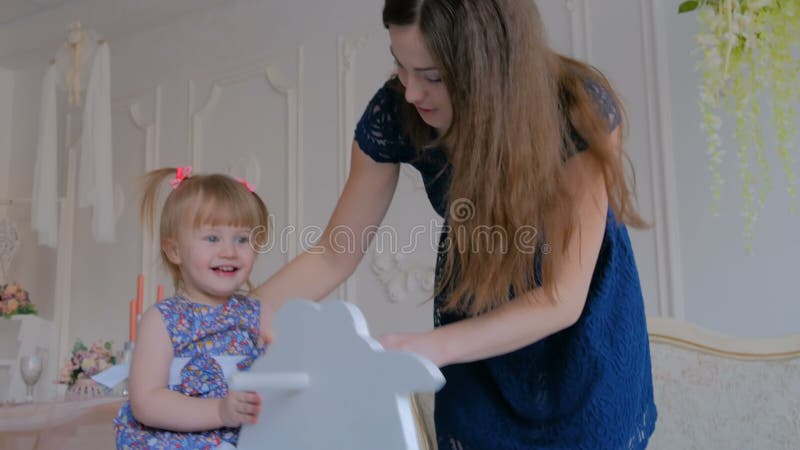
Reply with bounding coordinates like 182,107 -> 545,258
0,282 -> 37,318
59,339 -> 117,399
679,0 -> 800,247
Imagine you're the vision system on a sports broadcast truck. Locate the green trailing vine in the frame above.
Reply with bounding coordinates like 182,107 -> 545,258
679,0 -> 800,250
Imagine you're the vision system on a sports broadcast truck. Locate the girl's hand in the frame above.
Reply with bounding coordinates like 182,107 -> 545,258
379,331 -> 446,367
219,390 -> 262,427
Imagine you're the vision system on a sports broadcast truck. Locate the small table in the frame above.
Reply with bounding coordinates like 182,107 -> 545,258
0,396 -> 124,450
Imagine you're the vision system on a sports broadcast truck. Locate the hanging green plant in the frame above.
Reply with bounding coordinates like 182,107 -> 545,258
679,0 -> 800,249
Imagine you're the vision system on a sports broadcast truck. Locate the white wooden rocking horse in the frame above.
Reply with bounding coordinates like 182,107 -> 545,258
231,299 -> 445,450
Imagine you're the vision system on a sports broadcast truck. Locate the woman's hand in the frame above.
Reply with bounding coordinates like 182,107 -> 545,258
258,328 -> 273,348
379,331 -> 446,367
218,390 -> 262,427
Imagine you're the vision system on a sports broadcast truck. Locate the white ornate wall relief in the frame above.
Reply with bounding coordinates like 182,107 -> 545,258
639,0 -> 684,319
58,87 -> 158,367
340,30 -> 442,307
54,114 -> 79,376
338,32 -> 380,189
338,31 -> 383,304
128,86 -> 162,309
338,31 -> 430,195
225,154 -> 262,190
565,0 -> 591,62
371,251 -> 435,304
189,47 -> 304,270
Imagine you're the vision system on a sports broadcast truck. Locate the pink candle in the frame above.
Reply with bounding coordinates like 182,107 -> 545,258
136,274 -> 144,315
156,284 -> 164,302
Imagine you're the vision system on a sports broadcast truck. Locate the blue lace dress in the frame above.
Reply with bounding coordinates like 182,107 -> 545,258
355,80 -> 657,449
114,295 -> 265,450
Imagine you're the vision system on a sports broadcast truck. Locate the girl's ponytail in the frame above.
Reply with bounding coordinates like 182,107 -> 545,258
140,168 -> 177,239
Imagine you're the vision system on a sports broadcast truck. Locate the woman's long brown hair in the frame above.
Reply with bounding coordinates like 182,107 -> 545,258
383,0 -> 647,315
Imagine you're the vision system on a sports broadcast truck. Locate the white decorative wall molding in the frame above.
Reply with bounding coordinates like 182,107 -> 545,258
337,31 -> 381,304
187,79 -> 198,167
225,154 -> 262,190
566,0 -> 592,63
54,114 -> 79,379
189,79 -> 219,172
371,251 -> 435,304
640,0 -> 685,319
56,92 -> 144,368
128,86 -> 162,310
113,184 -> 125,222
189,47 -> 305,261
276,47 -> 304,261
337,32 -> 379,190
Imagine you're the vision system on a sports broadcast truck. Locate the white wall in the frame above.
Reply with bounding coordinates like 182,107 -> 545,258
5,61 -> 58,326
2,64 -> 58,327
663,5 -> 800,337
0,66 -> 13,199
0,0 -> 797,376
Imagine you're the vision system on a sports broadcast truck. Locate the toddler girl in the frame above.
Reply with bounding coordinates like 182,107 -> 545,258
115,166 -> 272,449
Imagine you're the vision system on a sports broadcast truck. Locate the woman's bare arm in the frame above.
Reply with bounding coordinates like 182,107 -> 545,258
253,140 -> 400,314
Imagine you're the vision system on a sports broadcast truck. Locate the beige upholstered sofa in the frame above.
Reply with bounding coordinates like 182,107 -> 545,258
412,317 -> 800,450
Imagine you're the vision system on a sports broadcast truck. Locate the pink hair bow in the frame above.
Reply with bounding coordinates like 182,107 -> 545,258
235,177 -> 256,193
170,166 -> 193,189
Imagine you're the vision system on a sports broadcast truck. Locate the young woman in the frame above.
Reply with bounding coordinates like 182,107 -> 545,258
255,1 -> 656,448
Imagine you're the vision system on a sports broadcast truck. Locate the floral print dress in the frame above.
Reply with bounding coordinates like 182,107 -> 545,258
114,295 -> 265,449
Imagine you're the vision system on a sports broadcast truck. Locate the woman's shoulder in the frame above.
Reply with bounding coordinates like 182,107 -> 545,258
568,78 -> 622,153
585,79 -> 621,131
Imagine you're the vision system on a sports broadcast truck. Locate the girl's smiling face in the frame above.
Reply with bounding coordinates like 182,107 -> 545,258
165,224 -> 256,305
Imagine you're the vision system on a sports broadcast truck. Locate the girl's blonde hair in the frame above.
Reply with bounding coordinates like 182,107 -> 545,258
383,0 -> 648,315
140,168 -> 270,290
